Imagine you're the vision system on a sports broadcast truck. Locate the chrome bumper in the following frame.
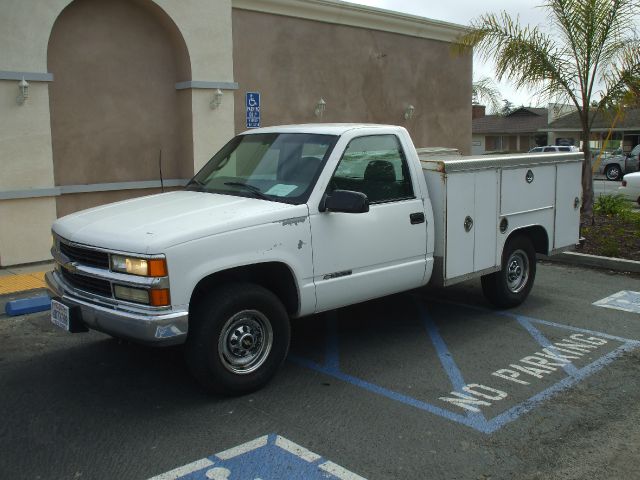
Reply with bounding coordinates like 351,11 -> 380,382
46,270 -> 188,346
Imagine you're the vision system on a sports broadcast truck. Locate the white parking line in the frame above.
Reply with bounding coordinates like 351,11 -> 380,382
215,435 -> 269,460
319,461 -> 368,480
274,435 -> 322,462
147,458 -> 214,480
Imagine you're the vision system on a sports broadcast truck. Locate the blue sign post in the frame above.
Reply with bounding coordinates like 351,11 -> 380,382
246,92 -> 261,128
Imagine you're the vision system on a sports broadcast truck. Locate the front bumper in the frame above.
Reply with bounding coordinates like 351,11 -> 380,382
46,270 -> 188,345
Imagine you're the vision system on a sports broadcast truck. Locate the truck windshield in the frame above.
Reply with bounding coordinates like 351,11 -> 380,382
186,133 -> 338,204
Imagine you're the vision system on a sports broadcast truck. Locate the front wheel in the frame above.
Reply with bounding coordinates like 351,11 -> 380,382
185,283 -> 290,395
481,235 -> 536,308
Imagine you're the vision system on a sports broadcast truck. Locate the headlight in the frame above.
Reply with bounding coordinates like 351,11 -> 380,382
110,255 -> 168,277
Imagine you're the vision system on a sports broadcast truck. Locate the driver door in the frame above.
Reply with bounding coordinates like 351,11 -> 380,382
310,134 -> 427,312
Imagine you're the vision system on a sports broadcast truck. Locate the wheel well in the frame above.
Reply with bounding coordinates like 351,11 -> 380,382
508,226 -> 549,255
190,263 -> 299,316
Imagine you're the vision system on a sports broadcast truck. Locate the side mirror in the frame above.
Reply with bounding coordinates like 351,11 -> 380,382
322,190 -> 369,213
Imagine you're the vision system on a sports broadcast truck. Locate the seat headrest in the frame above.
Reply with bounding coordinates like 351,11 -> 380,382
364,160 -> 396,182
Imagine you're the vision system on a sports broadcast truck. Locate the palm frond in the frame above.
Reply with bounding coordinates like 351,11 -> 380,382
472,77 -> 502,113
458,11 -> 580,107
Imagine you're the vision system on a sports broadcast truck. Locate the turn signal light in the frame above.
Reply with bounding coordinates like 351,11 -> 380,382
148,259 -> 168,277
149,288 -> 171,307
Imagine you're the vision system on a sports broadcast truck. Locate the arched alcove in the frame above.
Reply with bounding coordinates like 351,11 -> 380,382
48,0 -> 193,216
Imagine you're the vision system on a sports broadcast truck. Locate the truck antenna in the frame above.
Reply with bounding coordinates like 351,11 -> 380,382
158,149 -> 165,193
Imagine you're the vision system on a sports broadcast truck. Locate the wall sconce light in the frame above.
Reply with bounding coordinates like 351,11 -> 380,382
404,104 -> 415,120
16,77 -> 29,105
314,98 -> 326,118
210,88 -> 223,109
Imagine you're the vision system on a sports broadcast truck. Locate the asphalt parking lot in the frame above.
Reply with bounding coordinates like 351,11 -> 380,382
1,262 -> 639,480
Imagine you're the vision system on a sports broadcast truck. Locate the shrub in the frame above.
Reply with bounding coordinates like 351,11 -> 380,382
593,194 -> 631,216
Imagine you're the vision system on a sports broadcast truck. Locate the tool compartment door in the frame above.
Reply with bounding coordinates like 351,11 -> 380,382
554,162 -> 582,249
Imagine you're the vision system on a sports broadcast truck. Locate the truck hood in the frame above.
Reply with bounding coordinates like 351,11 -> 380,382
53,191 -> 307,253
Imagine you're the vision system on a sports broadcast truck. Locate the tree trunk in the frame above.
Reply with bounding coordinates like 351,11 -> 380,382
581,130 -> 594,222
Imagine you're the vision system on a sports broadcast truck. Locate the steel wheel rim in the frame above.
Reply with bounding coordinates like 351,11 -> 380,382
506,249 -> 529,294
218,310 -> 273,375
607,166 -> 620,180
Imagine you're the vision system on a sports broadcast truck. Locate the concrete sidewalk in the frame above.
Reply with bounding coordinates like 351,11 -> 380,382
0,261 -> 53,295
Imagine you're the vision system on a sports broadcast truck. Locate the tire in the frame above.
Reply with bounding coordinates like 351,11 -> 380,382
185,282 -> 290,395
481,235 -> 537,308
605,164 -> 622,181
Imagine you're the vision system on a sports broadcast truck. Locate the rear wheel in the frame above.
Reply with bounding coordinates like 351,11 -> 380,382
605,164 -> 622,181
185,283 -> 290,395
481,235 -> 537,308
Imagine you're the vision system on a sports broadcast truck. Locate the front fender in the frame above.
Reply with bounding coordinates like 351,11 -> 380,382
164,212 -> 315,315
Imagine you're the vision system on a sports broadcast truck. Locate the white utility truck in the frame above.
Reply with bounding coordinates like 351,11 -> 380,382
47,124 -> 583,394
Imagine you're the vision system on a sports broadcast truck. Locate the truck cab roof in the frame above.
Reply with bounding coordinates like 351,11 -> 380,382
240,123 -> 402,136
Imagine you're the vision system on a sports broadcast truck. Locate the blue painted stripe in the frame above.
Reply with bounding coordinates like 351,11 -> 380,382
415,301 -> 466,390
415,300 -> 487,424
289,355 -> 486,431
324,313 -> 340,371
515,316 -> 579,375
509,314 -> 640,344
421,297 -> 640,344
5,295 -> 51,316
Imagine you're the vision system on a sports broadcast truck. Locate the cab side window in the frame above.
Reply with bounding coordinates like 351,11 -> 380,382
330,135 -> 414,204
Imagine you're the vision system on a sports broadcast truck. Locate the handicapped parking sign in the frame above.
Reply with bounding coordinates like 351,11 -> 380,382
246,92 -> 261,128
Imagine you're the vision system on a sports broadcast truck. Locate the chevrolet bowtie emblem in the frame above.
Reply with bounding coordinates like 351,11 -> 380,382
63,261 -> 79,273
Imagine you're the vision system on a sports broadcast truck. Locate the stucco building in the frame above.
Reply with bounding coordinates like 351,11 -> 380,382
0,0 -> 470,266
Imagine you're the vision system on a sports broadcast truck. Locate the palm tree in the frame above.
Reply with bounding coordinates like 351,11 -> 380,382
472,76 -> 502,113
457,0 -> 640,218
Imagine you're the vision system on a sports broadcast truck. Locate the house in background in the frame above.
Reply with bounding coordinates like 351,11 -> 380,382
471,106 -> 548,155
542,108 -> 640,153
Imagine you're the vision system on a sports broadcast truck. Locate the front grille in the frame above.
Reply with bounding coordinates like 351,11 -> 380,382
61,268 -> 112,297
59,241 -> 110,269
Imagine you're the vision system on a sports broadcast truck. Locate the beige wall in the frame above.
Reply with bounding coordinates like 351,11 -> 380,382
0,79 -> 58,265
157,0 -> 236,171
232,10 -> 472,153
0,198 -> 57,266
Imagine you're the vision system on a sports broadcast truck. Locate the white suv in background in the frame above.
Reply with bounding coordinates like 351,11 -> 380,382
529,145 -> 580,153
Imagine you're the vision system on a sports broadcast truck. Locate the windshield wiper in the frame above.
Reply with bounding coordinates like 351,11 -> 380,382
186,178 -> 206,190
223,181 -> 271,200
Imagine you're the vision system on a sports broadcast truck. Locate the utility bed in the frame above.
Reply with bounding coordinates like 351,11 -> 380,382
420,152 -> 583,285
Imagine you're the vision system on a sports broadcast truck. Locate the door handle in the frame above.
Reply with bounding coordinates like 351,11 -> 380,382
410,212 -> 425,224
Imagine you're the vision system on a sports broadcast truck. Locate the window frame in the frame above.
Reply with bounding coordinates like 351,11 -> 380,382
326,134 -> 416,206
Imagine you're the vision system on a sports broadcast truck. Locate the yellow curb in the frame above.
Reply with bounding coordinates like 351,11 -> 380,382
0,271 -> 47,295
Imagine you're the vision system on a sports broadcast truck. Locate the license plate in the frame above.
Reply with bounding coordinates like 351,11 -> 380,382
51,299 -> 70,331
